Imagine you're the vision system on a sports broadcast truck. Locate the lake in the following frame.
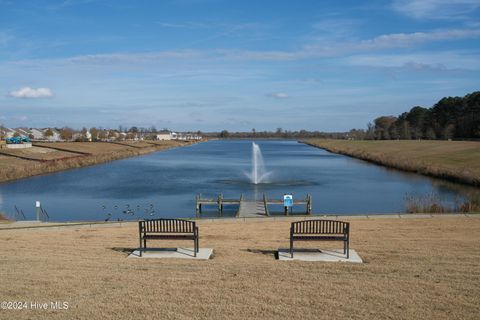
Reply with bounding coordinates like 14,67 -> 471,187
0,139 -> 477,221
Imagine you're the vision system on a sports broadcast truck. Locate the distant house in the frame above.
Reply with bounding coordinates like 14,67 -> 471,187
29,128 -> 45,140
156,131 -> 174,140
3,128 -> 17,139
175,132 -> 202,141
43,128 -> 61,141
17,128 -> 33,137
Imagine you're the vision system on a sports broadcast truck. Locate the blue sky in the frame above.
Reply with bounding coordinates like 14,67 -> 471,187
1,0 -> 479,131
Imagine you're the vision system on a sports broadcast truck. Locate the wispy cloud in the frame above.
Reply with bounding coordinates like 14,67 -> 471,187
392,0 -> 480,19
345,50 -> 480,70
266,92 -> 289,99
9,87 -> 53,99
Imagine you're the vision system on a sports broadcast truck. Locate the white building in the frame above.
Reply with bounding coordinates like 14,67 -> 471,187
43,128 -> 62,141
156,131 -> 175,140
29,128 -> 45,140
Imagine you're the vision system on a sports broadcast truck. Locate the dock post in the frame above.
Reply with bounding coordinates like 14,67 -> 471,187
307,194 -> 312,215
263,194 -> 269,216
218,193 -> 223,214
195,195 -> 199,215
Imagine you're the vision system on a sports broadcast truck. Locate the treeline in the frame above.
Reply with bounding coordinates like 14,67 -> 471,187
361,91 -> 480,140
206,128 -> 347,139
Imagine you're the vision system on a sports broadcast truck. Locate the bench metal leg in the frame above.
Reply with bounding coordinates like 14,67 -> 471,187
290,238 -> 294,258
347,240 -> 349,259
139,236 -> 143,257
194,237 -> 198,257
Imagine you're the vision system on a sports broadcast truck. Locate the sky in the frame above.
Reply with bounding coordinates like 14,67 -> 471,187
0,0 -> 479,132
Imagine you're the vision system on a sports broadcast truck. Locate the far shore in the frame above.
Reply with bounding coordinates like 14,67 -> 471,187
0,140 -> 203,184
303,139 -> 480,187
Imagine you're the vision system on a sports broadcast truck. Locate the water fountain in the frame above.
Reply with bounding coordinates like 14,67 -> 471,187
248,142 -> 272,184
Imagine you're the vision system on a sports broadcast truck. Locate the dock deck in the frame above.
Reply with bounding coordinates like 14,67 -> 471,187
237,200 -> 267,218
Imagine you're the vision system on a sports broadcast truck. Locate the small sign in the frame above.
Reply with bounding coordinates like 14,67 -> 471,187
35,201 -> 41,208
283,194 -> 293,207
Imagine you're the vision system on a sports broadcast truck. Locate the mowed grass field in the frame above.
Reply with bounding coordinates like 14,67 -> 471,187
0,217 -> 479,320
304,139 -> 480,186
0,140 -> 195,183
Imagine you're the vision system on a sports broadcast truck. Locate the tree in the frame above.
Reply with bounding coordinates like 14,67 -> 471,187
90,127 -> 99,141
0,124 -> 6,139
374,116 -> 396,140
406,106 -> 429,139
44,128 -> 54,138
59,127 -> 74,141
365,122 -> 375,140
98,130 -> 107,141
425,127 -> 436,140
108,130 -> 117,140
219,130 -> 229,138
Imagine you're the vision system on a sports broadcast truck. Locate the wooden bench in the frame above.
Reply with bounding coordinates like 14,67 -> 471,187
138,219 -> 199,257
290,220 -> 350,258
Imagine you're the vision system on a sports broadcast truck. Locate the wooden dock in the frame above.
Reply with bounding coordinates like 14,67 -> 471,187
195,194 -> 312,217
237,200 -> 267,218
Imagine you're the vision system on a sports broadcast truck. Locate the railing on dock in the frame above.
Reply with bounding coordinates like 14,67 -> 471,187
195,193 -> 243,216
195,193 -> 312,217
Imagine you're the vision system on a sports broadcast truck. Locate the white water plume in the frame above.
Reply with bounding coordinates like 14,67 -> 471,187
246,142 -> 272,184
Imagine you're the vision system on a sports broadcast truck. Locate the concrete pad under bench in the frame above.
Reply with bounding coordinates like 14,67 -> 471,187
128,248 -> 213,260
278,248 -> 363,263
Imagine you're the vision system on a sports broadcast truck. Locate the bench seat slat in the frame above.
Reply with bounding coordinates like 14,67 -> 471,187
143,234 -> 196,240
292,235 -> 346,241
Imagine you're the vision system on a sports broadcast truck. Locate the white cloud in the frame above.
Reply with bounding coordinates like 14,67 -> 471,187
358,28 -> 480,48
267,92 -> 289,99
9,87 -> 54,99
392,0 -> 480,19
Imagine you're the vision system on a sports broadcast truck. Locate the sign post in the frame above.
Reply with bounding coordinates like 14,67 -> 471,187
283,194 -> 293,215
35,201 -> 41,221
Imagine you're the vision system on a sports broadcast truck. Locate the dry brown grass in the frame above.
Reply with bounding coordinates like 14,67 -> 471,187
0,141 -> 197,183
0,217 -> 479,319
0,146 -> 80,161
304,139 -> 480,186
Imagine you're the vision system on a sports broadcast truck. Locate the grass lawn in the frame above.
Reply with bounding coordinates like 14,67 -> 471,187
0,140 -> 194,183
0,216 -> 479,319
304,139 -> 480,186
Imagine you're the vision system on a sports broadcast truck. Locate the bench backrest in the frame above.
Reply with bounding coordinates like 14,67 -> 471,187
291,220 -> 349,235
140,219 -> 196,234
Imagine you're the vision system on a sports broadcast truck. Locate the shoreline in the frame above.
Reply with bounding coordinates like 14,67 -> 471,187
0,212 -> 480,231
302,139 -> 480,187
0,140 -> 202,184
1,212 -> 478,230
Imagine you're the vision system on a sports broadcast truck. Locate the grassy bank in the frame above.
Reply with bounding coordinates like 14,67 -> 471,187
0,140 -> 199,183
0,217 -> 479,319
303,139 -> 480,187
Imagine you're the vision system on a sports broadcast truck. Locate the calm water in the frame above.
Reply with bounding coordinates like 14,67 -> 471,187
0,140 -> 477,221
